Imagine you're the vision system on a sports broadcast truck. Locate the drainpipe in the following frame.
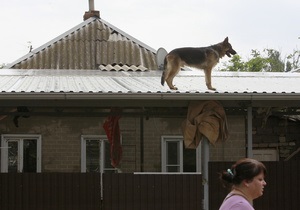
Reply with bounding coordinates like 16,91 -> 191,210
140,116 -> 144,172
83,0 -> 100,20
247,106 -> 253,158
202,137 -> 210,210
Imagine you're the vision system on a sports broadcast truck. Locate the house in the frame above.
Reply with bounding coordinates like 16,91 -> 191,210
1,69 -> 300,173
1,3 -> 300,209
2,2 -> 300,174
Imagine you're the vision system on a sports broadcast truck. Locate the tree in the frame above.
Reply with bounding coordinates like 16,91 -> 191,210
222,54 -> 245,72
221,48 -> 298,72
245,49 -> 269,72
286,49 -> 300,72
264,49 -> 285,72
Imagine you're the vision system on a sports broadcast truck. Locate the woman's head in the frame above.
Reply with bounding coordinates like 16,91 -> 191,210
220,158 -> 267,187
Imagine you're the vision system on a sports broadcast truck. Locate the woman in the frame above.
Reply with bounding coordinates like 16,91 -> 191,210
219,158 -> 267,210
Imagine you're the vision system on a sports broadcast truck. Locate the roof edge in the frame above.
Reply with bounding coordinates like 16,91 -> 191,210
1,92 -> 300,101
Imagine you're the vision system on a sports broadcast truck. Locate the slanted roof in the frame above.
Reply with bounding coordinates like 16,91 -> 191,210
0,69 -> 299,108
6,17 -> 157,70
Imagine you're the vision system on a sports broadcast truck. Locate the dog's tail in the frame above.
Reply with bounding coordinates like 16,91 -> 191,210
161,71 -> 165,86
161,58 -> 167,86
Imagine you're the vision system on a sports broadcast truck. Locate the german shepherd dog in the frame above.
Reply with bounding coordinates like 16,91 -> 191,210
161,37 -> 236,90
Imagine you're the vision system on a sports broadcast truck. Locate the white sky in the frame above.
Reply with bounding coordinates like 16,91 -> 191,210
1,0 -> 300,65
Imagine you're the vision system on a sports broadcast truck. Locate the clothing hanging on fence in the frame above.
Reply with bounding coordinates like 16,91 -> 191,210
103,108 -> 122,168
182,100 -> 229,148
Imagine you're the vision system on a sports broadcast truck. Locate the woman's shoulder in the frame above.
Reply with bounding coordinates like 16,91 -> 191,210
219,194 -> 254,210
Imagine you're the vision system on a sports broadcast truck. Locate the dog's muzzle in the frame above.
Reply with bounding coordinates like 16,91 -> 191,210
226,49 -> 237,57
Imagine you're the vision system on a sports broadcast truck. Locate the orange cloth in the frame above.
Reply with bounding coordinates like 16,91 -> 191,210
182,101 -> 229,148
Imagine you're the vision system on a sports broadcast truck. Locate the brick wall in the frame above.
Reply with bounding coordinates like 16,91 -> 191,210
210,116 -> 247,161
143,117 -> 183,172
0,114 -> 248,172
252,116 -> 300,160
5,113 -> 298,173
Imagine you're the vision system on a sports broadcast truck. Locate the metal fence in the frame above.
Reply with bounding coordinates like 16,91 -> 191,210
102,173 -> 203,210
0,172 -> 202,210
1,161 -> 299,210
0,173 -> 101,210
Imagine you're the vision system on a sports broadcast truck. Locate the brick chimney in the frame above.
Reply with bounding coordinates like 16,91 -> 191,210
83,0 -> 100,20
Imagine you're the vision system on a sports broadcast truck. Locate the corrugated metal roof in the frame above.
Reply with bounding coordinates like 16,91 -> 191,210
0,69 -> 299,99
6,17 -> 157,70
98,64 -> 148,71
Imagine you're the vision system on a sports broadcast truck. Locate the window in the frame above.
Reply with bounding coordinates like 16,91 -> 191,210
81,135 -> 117,173
1,134 -> 42,173
161,136 -> 201,173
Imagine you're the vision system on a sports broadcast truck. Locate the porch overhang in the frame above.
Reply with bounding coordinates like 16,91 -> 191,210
0,69 -> 299,109
0,92 -> 299,108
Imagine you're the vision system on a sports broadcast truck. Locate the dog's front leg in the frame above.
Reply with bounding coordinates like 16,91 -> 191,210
204,68 -> 216,91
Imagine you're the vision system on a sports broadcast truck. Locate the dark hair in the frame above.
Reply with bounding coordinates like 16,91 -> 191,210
219,158 -> 267,188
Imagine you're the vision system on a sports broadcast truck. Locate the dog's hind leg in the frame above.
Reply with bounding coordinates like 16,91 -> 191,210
204,68 -> 216,90
161,57 -> 168,86
166,73 -> 178,90
163,55 -> 181,90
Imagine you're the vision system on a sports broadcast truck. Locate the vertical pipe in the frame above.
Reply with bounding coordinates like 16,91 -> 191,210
247,106 -> 253,158
202,137 -> 209,210
89,0 -> 95,11
140,116 -> 144,172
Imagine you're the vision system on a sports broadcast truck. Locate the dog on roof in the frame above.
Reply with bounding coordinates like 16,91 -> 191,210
161,37 -> 237,90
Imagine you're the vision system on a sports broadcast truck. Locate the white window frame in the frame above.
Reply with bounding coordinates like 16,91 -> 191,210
1,134 -> 42,173
81,135 -> 119,173
161,135 -> 201,173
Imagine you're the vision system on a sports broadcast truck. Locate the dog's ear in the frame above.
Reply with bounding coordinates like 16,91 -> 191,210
224,37 -> 229,44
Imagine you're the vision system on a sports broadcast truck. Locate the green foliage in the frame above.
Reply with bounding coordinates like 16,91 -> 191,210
222,54 -> 245,71
264,49 -> 285,72
286,49 -> 300,72
221,48 -> 299,72
245,50 -> 268,72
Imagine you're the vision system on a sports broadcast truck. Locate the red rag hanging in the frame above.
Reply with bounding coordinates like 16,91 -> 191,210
103,109 -> 122,168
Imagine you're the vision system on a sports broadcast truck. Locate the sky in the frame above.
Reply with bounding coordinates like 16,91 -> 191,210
1,0 -> 300,66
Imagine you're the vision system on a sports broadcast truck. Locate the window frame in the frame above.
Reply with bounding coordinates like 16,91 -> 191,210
81,135 -> 118,173
161,135 -> 201,173
1,134 -> 42,173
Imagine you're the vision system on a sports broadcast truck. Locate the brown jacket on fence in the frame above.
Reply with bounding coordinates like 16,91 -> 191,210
182,100 -> 229,149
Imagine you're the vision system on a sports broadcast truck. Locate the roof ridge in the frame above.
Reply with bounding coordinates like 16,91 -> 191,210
5,17 -> 96,69
100,18 -> 156,53
6,17 -> 157,69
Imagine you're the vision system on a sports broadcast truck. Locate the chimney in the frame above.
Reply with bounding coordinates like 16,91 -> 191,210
83,0 -> 100,20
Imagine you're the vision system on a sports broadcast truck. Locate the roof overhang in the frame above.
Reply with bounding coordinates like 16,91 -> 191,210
0,69 -> 299,108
